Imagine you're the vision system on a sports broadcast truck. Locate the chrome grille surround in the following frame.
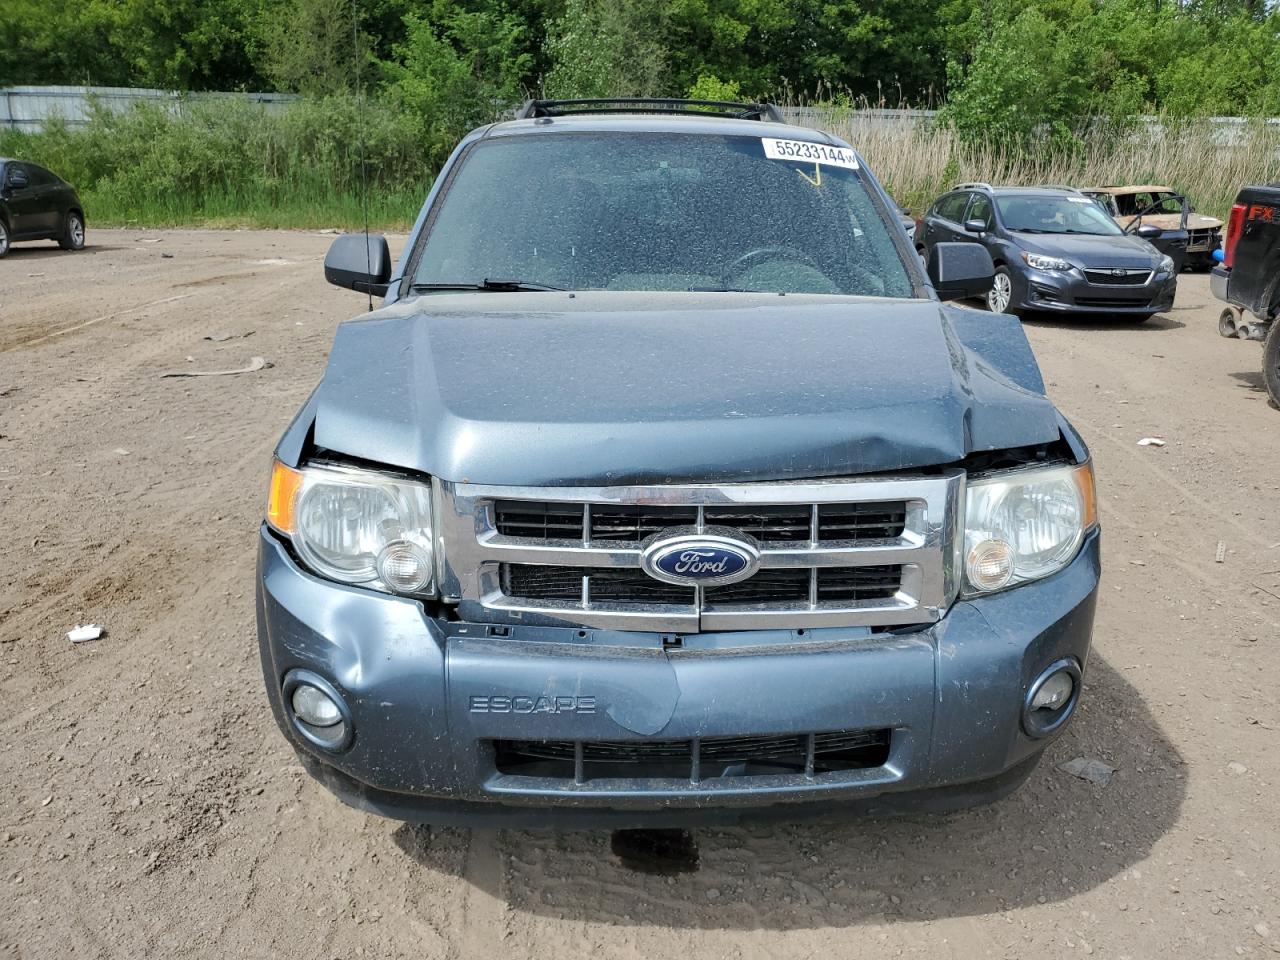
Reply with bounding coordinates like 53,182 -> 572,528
435,473 -> 964,632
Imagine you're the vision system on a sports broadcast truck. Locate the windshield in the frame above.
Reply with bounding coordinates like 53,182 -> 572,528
996,195 -> 1124,236
410,132 -> 914,297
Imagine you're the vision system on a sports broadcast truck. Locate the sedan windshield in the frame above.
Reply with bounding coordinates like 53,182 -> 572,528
410,132 -> 913,297
997,195 -> 1124,236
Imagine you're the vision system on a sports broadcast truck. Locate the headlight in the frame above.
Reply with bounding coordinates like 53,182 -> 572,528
266,460 -> 436,595
962,462 -> 1097,596
1021,252 -> 1073,271
1156,255 -> 1174,275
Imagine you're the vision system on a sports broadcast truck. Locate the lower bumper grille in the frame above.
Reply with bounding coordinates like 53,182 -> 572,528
493,729 -> 892,782
1075,296 -> 1152,308
500,563 -> 902,607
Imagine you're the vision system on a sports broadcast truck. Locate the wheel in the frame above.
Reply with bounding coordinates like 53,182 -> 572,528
986,265 -> 1014,314
0,217 -> 9,258
58,211 -> 85,251
1263,320 -> 1280,409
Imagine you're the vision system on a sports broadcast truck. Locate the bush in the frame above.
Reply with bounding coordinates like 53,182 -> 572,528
0,94 -> 432,228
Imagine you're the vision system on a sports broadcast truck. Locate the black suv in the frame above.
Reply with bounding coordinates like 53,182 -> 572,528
917,183 -> 1176,321
0,159 -> 86,258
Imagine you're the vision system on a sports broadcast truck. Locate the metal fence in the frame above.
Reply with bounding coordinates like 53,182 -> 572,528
4,86 -> 1276,144
0,85 -> 298,130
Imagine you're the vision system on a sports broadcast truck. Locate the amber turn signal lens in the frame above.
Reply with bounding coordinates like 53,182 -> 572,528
1073,461 -> 1098,530
267,460 -> 303,534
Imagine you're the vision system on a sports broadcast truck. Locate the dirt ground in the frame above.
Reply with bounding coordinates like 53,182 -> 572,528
1,229 -> 1278,960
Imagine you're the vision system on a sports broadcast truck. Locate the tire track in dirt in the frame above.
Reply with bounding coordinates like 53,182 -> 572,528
454,829 -> 509,958
0,293 -> 193,352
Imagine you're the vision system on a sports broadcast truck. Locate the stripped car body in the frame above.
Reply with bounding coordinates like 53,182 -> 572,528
256,100 -> 1100,827
1082,185 -> 1222,270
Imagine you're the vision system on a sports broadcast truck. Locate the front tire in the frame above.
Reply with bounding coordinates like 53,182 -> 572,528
58,211 -> 85,251
0,218 -> 9,258
986,265 -> 1015,314
1263,320 -> 1280,409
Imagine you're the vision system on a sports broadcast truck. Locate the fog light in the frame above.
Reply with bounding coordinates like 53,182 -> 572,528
376,539 -> 433,593
1031,671 -> 1074,712
966,538 -> 1014,591
292,684 -> 342,727
1023,659 -> 1082,738
283,670 -> 353,751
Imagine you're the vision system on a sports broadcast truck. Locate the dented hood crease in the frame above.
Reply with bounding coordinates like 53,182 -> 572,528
312,292 -> 1061,486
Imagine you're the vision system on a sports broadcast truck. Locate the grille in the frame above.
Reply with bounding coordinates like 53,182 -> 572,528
501,563 -> 902,607
445,474 -> 959,631
1075,296 -> 1151,308
494,500 -> 907,544
1083,268 -> 1151,286
501,564 -> 693,605
493,729 -> 892,782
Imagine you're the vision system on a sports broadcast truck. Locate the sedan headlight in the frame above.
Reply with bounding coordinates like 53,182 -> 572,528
266,460 -> 436,595
962,462 -> 1097,596
1021,252 -> 1073,271
1156,255 -> 1174,275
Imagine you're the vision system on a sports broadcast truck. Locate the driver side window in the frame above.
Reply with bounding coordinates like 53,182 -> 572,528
936,193 -> 968,223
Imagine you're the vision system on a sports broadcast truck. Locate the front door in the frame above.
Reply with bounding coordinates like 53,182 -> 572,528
4,164 -> 44,239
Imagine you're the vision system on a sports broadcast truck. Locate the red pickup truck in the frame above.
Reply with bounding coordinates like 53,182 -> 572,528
1211,185 -> 1280,405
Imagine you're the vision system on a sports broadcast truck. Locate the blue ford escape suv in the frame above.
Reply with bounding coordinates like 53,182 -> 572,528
257,99 -> 1100,827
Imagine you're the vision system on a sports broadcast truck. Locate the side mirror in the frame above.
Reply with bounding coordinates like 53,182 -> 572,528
324,233 -> 391,295
927,242 -> 995,301
8,171 -> 28,189
963,218 -> 988,234
1136,224 -> 1163,240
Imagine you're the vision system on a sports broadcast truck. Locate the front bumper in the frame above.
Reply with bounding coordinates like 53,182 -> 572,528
1013,267 -> 1176,315
257,526 -> 1100,827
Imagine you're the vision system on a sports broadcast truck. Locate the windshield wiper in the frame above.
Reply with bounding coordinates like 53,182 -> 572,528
410,278 -> 565,293
1011,228 -> 1050,234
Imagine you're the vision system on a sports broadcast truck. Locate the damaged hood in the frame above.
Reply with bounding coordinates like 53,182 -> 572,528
312,291 -> 1061,486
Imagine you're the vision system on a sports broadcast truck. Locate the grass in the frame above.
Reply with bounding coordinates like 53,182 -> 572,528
76,182 -> 427,231
807,105 -> 1280,219
0,94 -> 434,231
4,95 -> 1277,229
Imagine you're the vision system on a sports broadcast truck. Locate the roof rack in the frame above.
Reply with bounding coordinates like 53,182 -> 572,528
952,181 -> 995,192
1038,184 -> 1086,193
516,98 -> 785,124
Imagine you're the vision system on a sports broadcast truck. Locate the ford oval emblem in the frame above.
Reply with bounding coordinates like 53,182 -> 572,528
641,534 -> 760,587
